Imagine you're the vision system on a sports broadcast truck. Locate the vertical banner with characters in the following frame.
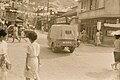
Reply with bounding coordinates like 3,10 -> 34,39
97,22 -> 101,30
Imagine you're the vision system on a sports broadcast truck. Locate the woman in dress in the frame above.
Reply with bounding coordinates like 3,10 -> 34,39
0,29 -> 11,80
24,31 -> 40,80
111,35 -> 120,70
81,28 -> 87,43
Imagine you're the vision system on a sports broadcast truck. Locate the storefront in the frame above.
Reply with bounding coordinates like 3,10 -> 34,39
79,17 -> 120,45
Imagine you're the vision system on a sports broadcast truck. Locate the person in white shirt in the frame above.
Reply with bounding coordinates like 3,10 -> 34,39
12,24 -> 20,42
0,29 -> 11,80
24,31 -> 40,80
95,30 -> 101,46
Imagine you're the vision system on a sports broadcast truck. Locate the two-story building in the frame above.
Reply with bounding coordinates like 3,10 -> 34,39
77,0 -> 120,45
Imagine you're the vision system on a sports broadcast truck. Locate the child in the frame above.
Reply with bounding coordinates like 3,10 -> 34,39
111,35 -> 120,70
24,31 -> 40,80
0,29 -> 11,80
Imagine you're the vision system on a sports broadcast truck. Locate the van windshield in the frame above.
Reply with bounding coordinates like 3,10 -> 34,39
65,30 -> 72,34
64,30 -> 75,39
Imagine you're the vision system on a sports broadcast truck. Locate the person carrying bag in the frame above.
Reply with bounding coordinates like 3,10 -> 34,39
0,29 -> 11,80
0,54 -> 11,70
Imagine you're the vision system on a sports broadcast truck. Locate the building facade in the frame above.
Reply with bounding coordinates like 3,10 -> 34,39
77,0 -> 120,45
23,0 -> 29,3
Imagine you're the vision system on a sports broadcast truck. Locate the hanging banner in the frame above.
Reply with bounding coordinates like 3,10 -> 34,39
97,22 -> 101,30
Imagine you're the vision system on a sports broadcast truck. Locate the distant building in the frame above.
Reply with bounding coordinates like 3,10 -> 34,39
77,0 -> 120,45
23,0 -> 29,3
0,0 -> 9,1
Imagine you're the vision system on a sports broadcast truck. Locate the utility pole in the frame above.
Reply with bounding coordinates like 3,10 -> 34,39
46,0 -> 49,30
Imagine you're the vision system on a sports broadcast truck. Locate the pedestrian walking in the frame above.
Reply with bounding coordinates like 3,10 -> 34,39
20,27 -> 27,42
111,35 -> 120,70
77,32 -> 82,47
41,25 -> 44,34
32,26 -> 36,31
24,31 -> 40,80
0,29 -> 11,80
77,32 -> 82,41
3,22 -> 8,41
81,28 -> 87,43
12,24 -> 20,42
95,30 -> 101,46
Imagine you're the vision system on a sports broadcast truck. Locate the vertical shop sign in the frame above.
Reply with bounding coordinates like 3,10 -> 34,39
97,22 -> 101,30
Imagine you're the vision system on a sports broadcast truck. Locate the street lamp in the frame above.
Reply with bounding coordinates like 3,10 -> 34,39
47,0 -> 49,13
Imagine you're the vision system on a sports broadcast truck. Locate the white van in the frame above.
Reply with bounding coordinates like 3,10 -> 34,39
47,24 -> 77,53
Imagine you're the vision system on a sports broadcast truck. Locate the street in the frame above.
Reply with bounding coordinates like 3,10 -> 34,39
7,30 -> 118,80
0,0 -> 119,80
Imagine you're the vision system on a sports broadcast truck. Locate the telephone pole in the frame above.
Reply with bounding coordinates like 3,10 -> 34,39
46,0 -> 49,30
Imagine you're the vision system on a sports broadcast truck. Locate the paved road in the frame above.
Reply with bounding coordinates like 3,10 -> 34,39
7,30 -> 119,80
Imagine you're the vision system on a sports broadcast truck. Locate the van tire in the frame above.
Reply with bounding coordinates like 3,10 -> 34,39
51,44 -> 57,53
69,47 -> 75,53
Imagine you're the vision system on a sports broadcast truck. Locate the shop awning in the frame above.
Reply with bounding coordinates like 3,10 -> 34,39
3,17 -> 23,22
61,10 -> 77,17
104,23 -> 120,28
15,18 -> 23,22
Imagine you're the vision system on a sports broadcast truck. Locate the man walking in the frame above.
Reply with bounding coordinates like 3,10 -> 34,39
12,24 -> 20,42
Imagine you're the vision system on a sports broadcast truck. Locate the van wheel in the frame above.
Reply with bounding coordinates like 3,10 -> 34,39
51,44 -> 57,53
69,47 -> 75,53
61,47 -> 65,50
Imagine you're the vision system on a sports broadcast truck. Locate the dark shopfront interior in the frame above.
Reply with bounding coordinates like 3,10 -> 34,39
80,17 -> 120,45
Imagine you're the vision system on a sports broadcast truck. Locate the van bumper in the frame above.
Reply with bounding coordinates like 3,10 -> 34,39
54,40 -> 77,48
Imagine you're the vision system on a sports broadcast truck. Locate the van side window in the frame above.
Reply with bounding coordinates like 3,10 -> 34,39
65,30 -> 72,34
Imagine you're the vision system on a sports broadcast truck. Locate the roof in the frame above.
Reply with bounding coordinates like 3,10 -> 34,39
3,17 -> 23,22
79,14 -> 120,20
52,24 -> 71,27
61,10 -> 77,17
15,18 -> 23,22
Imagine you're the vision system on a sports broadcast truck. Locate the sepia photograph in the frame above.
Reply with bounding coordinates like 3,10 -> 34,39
0,0 -> 120,80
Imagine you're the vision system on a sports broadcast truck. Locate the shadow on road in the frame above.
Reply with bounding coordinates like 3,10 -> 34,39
86,68 -> 116,80
40,45 -> 71,59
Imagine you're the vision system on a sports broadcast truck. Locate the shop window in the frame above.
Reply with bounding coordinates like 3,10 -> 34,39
81,1 -> 84,11
90,0 -> 96,10
98,0 -> 104,8
81,0 -> 90,12
96,0 -> 104,9
80,0 -> 104,12
106,31 -> 115,37
81,1 -> 86,12
90,0 -> 104,10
